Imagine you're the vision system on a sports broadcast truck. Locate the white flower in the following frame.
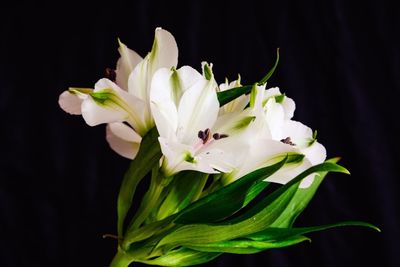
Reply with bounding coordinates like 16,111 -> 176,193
218,75 -> 249,114
223,85 -> 326,188
150,64 -> 251,176
58,28 -> 178,159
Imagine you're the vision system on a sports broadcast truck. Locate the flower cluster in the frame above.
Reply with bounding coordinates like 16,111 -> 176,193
59,28 -> 377,267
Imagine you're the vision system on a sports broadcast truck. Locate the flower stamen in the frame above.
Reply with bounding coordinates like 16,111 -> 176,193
280,137 -> 296,146
213,133 -> 229,140
198,128 -> 211,144
105,68 -> 116,81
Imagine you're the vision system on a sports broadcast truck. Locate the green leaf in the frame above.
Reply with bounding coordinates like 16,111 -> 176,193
157,162 -> 349,249
217,48 -> 280,107
186,235 -> 309,254
157,171 -> 209,220
140,247 -> 221,267
125,167 -> 165,231
271,157 -> 339,227
117,127 -> 162,237
217,85 -> 253,107
226,161 -> 350,223
174,156 -> 290,224
122,216 -> 176,249
246,221 -> 380,241
258,48 -> 280,85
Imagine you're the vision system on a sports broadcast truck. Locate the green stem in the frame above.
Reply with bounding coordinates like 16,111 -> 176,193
109,249 -> 134,267
126,168 -> 169,231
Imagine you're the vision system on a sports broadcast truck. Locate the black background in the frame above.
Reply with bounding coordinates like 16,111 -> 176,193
1,1 -> 398,266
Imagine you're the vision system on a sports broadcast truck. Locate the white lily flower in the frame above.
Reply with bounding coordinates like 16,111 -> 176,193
150,64 -> 251,177
58,28 -> 178,159
218,75 -> 249,115
223,85 -> 326,188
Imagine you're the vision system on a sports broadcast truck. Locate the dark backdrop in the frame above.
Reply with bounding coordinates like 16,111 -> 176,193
1,1 -> 398,266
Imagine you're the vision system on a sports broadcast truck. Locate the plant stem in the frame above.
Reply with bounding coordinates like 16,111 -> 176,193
109,249 -> 133,267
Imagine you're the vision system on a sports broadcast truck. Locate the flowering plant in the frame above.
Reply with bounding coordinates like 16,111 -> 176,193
59,28 -> 378,267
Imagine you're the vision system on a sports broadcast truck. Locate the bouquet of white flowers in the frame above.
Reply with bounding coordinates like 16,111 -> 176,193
58,28 -> 378,267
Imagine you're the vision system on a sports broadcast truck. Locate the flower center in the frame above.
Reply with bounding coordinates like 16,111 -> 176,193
280,137 -> 296,146
198,128 -> 229,144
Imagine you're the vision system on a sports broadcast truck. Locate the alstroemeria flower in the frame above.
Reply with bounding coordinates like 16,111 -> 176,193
58,28 -> 178,159
223,85 -> 326,188
150,64 -> 251,177
218,75 -> 249,115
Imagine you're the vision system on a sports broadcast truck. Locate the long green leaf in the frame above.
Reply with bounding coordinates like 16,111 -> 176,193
217,85 -> 253,107
157,185 -> 298,249
246,221 -> 380,241
226,161 -> 349,223
217,48 -> 280,107
174,156 -> 291,224
186,235 -> 309,254
139,247 -> 221,267
157,162 -> 349,248
157,171 -> 209,221
258,48 -> 280,85
271,157 -> 339,227
123,216 -> 176,248
117,127 -> 162,237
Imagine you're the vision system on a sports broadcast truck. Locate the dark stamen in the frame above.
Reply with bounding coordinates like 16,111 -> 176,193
203,128 -> 211,144
198,128 -> 211,144
213,133 -> 229,140
280,137 -> 296,146
105,68 -> 116,81
198,130 -> 205,139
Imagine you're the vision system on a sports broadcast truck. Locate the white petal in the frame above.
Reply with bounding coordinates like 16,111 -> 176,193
281,120 -> 313,148
264,87 -> 295,119
149,28 -> 178,74
177,78 -> 219,145
213,109 -> 257,137
265,98 -> 285,139
299,174 -> 315,188
282,97 -> 296,120
128,28 -> 178,100
198,136 -> 249,173
264,87 -> 281,98
158,137 -> 216,176
108,122 -> 142,143
230,139 -> 298,181
150,66 -> 203,140
106,123 -> 141,159
82,78 -> 148,135
116,40 -> 143,90
59,91 -> 85,115
301,141 -> 326,165
266,159 -> 311,185
151,102 -> 178,142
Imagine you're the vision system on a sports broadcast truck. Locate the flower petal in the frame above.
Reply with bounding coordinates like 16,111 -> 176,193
149,28 -> 178,75
177,76 -> 219,145
231,139 -> 298,180
106,123 -> 141,159
280,120 -> 313,148
264,87 -> 295,120
150,66 -> 203,140
58,88 -> 92,115
81,78 -> 148,135
128,28 -> 178,100
159,137 -> 217,176
115,40 -> 143,90
301,141 -> 327,165
264,98 -> 285,139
